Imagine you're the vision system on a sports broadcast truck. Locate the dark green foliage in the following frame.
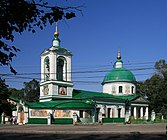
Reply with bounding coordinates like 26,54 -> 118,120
0,0 -> 80,73
6,79 -> 40,103
137,59 -> 167,115
0,78 -> 13,116
23,79 -> 40,102
9,88 -> 24,100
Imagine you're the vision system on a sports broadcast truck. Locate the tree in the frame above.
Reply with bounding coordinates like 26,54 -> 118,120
23,79 -> 40,102
0,0 -> 81,74
0,78 -> 13,116
137,59 -> 167,115
9,88 -> 24,100
155,59 -> 167,80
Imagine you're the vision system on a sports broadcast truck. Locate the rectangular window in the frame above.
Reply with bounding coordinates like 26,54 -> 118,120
119,86 -> 123,93
107,108 -> 111,118
132,86 -> 134,93
118,108 -> 121,118
79,110 -> 83,118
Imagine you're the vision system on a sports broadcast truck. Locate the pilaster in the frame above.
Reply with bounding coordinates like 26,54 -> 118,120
134,107 -> 137,119
140,107 -> 143,119
144,107 -> 149,120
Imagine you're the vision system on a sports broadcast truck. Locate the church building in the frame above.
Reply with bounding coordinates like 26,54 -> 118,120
4,25 -> 149,125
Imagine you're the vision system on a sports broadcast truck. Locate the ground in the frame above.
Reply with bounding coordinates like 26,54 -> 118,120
0,123 -> 166,140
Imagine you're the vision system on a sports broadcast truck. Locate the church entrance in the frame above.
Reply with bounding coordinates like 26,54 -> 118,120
20,111 -> 24,124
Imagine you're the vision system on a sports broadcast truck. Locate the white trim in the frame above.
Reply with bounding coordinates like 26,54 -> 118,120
131,103 -> 149,107
40,80 -> 73,86
96,101 -> 125,106
39,95 -> 72,100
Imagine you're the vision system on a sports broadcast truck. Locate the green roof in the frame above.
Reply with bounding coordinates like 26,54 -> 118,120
73,89 -> 118,99
73,89 -> 138,101
41,46 -> 72,56
26,90 -> 139,109
102,67 -> 136,84
114,93 -> 140,101
73,89 -> 148,104
26,99 -> 94,109
9,96 -> 20,102
54,46 -> 72,55
14,89 -> 148,110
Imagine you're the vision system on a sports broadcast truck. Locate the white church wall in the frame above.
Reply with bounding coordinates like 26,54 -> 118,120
67,87 -> 73,97
52,84 -> 58,96
49,51 -> 57,80
40,86 -> 43,96
41,56 -> 45,82
121,106 -> 125,118
103,82 -> 136,95
66,55 -> 72,82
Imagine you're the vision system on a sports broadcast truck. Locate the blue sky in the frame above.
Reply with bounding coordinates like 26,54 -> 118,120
1,0 -> 167,92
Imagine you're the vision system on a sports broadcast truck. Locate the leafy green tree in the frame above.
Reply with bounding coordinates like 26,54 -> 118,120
0,0 -> 81,73
23,79 -> 40,102
8,88 -> 24,100
137,59 -> 167,115
0,78 -> 13,116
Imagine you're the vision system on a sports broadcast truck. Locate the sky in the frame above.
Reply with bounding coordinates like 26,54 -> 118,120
1,0 -> 167,92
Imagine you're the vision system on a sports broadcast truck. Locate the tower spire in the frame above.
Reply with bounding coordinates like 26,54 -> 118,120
54,22 -> 59,38
117,48 -> 121,60
52,22 -> 60,47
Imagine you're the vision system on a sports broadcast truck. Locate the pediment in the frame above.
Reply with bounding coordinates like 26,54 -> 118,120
132,96 -> 149,103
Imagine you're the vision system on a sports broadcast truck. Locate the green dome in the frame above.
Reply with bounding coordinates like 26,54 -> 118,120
102,67 -> 136,84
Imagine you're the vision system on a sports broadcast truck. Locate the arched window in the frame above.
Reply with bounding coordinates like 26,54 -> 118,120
44,57 -> 50,81
57,57 -> 67,81
132,86 -> 134,94
119,86 -> 123,93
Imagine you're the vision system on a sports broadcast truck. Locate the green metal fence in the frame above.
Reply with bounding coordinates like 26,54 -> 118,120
52,118 -> 73,124
102,118 -> 125,123
28,118 -> 47,124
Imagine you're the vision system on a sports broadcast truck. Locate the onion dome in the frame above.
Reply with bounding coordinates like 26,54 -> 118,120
102,50 -> 136,85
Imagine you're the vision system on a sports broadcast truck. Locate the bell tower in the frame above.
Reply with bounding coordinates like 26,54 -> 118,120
40,23 -> 73,102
